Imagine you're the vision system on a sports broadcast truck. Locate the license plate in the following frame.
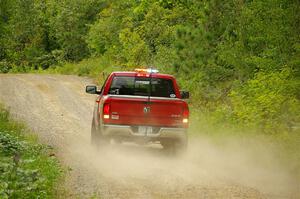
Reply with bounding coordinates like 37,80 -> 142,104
138,126 -> 152,135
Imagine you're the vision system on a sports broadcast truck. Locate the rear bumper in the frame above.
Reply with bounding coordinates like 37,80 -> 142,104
102,124 -> 187,141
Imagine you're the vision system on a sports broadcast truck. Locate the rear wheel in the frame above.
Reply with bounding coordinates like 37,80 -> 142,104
161,139 -> 187,155
91,119 -> 108,149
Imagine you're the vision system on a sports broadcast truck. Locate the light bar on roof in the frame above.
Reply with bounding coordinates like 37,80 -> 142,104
134,68 -> 159,73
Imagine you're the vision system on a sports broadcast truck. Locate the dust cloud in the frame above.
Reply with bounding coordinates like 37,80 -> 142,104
68,132 -> 298,199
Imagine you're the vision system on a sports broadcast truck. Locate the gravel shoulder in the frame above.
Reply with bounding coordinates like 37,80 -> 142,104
0,74 -> 298,199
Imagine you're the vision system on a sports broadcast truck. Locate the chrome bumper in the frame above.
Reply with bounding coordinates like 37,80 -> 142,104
102,124 -> 187,140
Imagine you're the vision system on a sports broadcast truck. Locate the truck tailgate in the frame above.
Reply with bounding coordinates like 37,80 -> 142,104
148,98 -> 184,127
106,96 -> 185,127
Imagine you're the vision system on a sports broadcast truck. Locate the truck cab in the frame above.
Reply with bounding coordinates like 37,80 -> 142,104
86,68 -> 189,151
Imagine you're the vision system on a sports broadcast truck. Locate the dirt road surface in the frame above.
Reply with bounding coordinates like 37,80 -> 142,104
0,74 -> 298,198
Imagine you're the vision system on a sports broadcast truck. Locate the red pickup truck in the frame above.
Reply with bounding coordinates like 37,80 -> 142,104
86,68 -> 189,151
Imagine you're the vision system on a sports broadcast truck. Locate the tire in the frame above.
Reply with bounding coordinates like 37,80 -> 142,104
175,139 -> 187,154
161,139 -> 187,155
91,119 -> 108,149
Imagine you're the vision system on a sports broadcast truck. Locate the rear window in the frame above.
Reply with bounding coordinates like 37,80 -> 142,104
109,76 -> 176,98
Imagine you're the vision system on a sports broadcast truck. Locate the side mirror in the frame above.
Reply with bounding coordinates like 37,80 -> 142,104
86,85 -> 101,94
180,91 -> 190,99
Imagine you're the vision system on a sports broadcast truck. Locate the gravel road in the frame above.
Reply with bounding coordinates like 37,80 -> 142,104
0,74 -> 298,199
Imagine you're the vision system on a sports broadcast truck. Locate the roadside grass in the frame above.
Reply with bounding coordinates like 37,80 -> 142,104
0,104 -> 64,198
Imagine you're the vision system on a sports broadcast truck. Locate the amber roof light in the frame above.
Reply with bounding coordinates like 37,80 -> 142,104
134,68 -> 159,73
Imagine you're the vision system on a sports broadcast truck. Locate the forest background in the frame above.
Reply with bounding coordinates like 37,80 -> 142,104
0,0 -> 299,171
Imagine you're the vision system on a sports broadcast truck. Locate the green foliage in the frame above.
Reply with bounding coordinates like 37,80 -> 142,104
0,60 -> 12,73
0,0 -> 104,70
229,69 -> 300,132
0,105 -> 62,198
1,0 -> 299,135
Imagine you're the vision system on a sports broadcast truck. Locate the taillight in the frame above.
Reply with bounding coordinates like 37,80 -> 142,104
182,107 -> 189,124
183,118 -> 188,123
103,103 -> 110,119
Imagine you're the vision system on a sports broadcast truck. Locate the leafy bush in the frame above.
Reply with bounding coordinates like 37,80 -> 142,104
0,61 -> 12,73
0,105 -> 62,199
229,69 -> 300,133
